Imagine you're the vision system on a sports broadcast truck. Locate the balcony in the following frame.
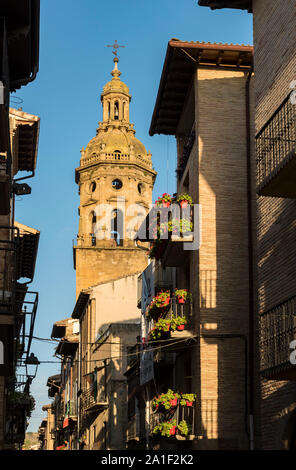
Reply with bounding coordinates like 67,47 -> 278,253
81,387 -> 108,414
136,197 -> 195,268
260,295 -> 296,380
176,127 -> 195,181
0,154 -> 10,215
256,94 -> 296,198
146,295 -> 194,351
15,290 -> 38,365
0,226 -> 18,315
127,413 -> 142,442
150,402 -> 196,441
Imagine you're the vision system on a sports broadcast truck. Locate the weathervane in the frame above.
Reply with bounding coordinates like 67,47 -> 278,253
107,40 -> 125,58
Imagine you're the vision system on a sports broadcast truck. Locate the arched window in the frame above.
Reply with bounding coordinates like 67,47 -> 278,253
114,101 -> 119,120
90,211 -> 97,246
108,101 -> 111,119
123,102 -> 126,120
111,209 -> 124,246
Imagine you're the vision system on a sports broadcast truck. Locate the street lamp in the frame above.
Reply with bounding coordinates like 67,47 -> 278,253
25,353 -> 40,380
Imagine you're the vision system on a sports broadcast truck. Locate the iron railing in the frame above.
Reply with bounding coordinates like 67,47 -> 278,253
177,125 -> 196,180
256,94 -> 296,189
259,295 -> 296,375
16,291 -> 38,364
150,403 -> 196,437
147,298 -> 193,337
80,386 -> 107,412
0,226 -> 19,315
127,412 -> 141,441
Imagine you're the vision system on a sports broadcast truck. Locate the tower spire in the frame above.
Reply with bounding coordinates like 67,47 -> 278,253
111,57 -> 121,79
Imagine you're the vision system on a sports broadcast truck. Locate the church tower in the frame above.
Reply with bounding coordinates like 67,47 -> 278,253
74,56 -> 156,295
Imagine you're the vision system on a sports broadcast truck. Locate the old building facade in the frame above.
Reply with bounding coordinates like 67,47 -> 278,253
44,56 -> 156,450
199,0 -> 296,451
0,0 -> 41,450
127,40 -> 259,450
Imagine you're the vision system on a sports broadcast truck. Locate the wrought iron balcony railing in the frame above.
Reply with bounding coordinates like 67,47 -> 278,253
127,412 -> 142,441
176,126 -> 196,180
150,403 -> 196,440
259,295 -> 296,379
80,387 -> 108,413
0,226 -> 19,315
256,94 -> 296,197
146,297 -> 194,345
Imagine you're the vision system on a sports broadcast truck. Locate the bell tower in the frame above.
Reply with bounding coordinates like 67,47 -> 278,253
74,57 -> 156,296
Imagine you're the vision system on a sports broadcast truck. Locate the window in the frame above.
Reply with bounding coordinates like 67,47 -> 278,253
137,183 -> 143,194
114,101 -> 119,120
90,181 -> 96,192
112,178 -> 122,190
111,209 -> 124,246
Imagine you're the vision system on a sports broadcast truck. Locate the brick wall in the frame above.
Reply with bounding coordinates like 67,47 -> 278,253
253,0 -> 296,450
176,67 -> 259,449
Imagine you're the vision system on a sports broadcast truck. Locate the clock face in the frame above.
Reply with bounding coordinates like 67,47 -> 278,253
112,178 -> 123,190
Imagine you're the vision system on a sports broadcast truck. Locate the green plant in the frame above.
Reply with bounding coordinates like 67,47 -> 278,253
180,393 -> 196,406
148,238 -> 166,260
170,316 -> 187,331
152,419 -> 177,437
175,289 -> 192,302
170,218 -> 193,234
177,420 -> 190,436
177,193 -> 193,205
151,390 -> 180,411
146,291 -> 171,320
155,193 -> 172,207
7,391 -> 36,418
148,318 -> 171,340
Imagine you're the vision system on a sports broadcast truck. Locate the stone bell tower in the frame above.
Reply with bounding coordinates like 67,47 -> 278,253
74,57 -> 156,296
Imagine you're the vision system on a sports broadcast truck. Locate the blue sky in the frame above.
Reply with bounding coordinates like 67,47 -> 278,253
14,0 -> 252,432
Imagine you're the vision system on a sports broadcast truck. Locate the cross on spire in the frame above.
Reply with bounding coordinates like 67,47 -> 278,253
107,40 -> 125,58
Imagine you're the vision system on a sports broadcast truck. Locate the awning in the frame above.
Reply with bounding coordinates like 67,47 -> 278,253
14,222 -> 40,281
0,0 -> 40,90
198,0 -> 252,11
56,339 -> 78,357
9,108 -> 40,173
149,40 -> 253,136
71,292 -> 90,320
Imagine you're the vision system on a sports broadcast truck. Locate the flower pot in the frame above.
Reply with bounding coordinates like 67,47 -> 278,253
170,398 -> 178,407
177,297 -> 185,304
186,401 -> 193,407
162,201 -> 170,208
177,324 -> 185,331
180,201 -> 188,208
169,425 -> 177,435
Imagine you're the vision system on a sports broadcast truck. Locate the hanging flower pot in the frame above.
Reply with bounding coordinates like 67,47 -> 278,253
177,193 -> 193,206
155,193 -> 172,208
180,200 -> 188,209
169,425 -> 177,436
175,289 -> 192,304
170,398 -> 178,407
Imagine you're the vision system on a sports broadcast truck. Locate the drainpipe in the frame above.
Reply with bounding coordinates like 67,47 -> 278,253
245,70 -> 255,450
